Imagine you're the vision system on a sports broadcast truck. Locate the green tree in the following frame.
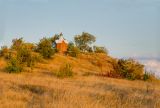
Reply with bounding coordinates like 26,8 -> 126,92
74,32 -> 96,52
37,37 -> 55,59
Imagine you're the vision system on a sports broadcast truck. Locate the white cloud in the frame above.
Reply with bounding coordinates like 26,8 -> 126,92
129,54 -> 160,78
140,59 -> 160,78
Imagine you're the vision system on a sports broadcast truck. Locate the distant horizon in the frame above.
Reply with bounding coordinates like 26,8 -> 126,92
0,0 -> 160,58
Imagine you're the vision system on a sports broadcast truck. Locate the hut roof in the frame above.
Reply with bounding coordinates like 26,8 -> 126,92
55,36 -> 68,44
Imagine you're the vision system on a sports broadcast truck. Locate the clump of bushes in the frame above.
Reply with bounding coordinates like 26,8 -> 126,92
11,37 -> 24,50
36,37 -> 55,59
117,59 -> 144,80
67,42 -> 80,57
143,71 -> 156,81
55,63 -> 73,78
6,57 -> 23,73
16,43 -> 38,68
109,58 -> 146,80
0,46 -> 10,59
93,46 -> 108,54
143,72 -> 150,81
5,38 -> 42,73
5,49 -> 41,73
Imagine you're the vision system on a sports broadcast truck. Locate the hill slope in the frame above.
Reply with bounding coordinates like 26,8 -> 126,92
0,54 -> 160,108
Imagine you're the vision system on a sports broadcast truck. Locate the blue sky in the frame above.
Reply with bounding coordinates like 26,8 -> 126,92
0,0 -> 160,58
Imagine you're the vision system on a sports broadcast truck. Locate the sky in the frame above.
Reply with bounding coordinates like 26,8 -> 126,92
0,0 -> 160,58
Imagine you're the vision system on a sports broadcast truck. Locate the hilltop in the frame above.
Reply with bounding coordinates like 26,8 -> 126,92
0,33 -> 159,108
0,53 -> 160,108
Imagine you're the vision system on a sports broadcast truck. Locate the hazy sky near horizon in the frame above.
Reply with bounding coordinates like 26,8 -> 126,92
0,0 -> 160,58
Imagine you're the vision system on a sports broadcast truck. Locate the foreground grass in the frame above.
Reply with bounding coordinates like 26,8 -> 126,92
0,55 -> 160,108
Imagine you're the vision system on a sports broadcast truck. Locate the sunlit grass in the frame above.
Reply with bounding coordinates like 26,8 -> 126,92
0,54 -> 160,108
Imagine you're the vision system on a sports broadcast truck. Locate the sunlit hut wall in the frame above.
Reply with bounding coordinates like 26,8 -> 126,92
55,35 -> 68,53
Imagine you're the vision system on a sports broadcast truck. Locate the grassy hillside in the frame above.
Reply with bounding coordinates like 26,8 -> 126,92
0,54 -> 160,108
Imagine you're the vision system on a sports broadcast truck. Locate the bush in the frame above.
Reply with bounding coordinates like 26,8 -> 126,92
17,45 -> 31,62
143,73 -> 150,81
55,63 -> 73,78
117,59 -> 144,80
31,52 -> 43,63
0,46 -> 10,58
25,52 -> 35,68
5,43 -> 43,73
6,57 -> 23,73
23,43 -> 36,51
67,42 -> 80,57
37,37 -> 55,59
93,46 -> 108,54
11,37 -> 24,50
143,71 -> 156,81
18,44 -> 43,68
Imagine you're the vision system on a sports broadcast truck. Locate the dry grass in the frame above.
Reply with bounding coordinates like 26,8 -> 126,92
0,54 -> 160,108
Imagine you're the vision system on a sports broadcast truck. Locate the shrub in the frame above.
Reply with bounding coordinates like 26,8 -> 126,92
26,52 -> 44,68
6,43 -> 43,73
0,46 -> 10,58
143,73 -> 150,81
17,45 -> 31,63
117,59 -> 144,80
17,44 -> 43,68
5,44 -> 42,73
55,63 -> 73,78
31,52 -> 43,63
23,43 -> 36,51
6,57 -> 23,73
93,46 -> 108,54
67,42 -> 80,57
25,53 -> 35,68
143,71 -> 156,81
37,37 -> 55,59
11,37 -> 24,50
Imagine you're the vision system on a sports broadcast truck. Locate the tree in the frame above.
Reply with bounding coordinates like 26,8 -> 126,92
37,37 -> 55,58
74,32 -> 96,52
